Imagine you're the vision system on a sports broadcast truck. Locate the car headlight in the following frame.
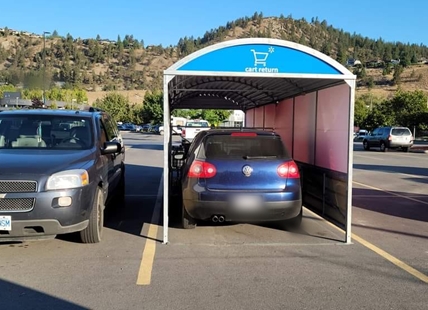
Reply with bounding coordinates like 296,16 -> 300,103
46,169 -> 89,190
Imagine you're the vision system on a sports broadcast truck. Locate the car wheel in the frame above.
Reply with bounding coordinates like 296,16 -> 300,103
402,147 -> 409,152
363,140 -> 370,150
182,203 -> 196,229
380,142 -> 387,152
80,187 -> 104,243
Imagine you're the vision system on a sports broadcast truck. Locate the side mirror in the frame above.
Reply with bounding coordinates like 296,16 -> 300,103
101,141 -> 121,155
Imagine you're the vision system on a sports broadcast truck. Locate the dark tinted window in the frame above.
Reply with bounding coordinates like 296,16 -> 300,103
200,134 -> 289,159
391,128 -> 411,136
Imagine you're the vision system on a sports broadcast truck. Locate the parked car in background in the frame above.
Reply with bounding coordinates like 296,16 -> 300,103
0,108 -> 126,243
142,124 -> 152,132
180,119 -> 211,143
363,126 -> 413,152
176,129 -> 302,229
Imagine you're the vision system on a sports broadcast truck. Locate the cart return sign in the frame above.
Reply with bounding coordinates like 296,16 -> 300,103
176,44 -> 342,75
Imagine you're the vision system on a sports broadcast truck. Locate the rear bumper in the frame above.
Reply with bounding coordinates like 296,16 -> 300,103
388,141 -> 413,148
183,189 -> 302,222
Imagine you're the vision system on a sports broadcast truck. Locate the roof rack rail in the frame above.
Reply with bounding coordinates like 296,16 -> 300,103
210,126 -> 275,131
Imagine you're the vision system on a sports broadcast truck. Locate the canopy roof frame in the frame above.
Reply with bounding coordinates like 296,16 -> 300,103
162,38 -> 356,245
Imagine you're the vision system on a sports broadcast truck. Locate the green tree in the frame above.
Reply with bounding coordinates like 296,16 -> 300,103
392,64 -> 404,85
388,90 -> 428,128
141,91 -> 163,124
93,92 -> 132,122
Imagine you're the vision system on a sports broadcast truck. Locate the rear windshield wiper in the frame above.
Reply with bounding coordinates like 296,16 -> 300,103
243,155 -> 278,160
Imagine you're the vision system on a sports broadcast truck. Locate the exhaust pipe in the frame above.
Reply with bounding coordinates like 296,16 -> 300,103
218,215 -> 225,223
212,215 -> 219,223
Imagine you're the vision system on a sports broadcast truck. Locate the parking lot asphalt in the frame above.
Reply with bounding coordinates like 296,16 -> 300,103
0,133 -> 427,310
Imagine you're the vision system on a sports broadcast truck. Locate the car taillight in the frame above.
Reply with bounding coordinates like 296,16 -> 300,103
181,129 -> 186,136
388,135 -> 392,141
188,160 -> 217,178
277,161 -> 300,178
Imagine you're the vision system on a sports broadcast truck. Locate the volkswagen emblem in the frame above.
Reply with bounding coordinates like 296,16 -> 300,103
242,165 -> 253,177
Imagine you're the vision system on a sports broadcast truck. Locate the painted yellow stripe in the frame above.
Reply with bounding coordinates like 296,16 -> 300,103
136,175 -> 163,286
351,233 -> 428,283
304,206 -> 428,284
136,224 -> 159,285
353,181 -> 428,206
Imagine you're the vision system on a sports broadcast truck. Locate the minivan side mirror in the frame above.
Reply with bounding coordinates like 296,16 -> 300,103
101,141 -> 121,155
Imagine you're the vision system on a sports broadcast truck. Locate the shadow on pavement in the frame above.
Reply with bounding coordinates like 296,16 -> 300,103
353,187 -> 428,223
1,279 -> 88,310
354,163 -> 428,177
104,164 -> 163,239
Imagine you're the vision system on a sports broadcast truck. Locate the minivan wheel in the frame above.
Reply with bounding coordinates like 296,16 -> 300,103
182,203 -> 196,229
80,188 -> 104,243
363,141 -> 370,150
380,142 -> 387,152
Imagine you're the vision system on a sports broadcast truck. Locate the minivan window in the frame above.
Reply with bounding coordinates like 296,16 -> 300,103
391,128 -> 411,136
200,135 -> 289,159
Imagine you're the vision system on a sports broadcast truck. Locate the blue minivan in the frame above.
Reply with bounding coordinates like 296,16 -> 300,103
177,129 -> 302,229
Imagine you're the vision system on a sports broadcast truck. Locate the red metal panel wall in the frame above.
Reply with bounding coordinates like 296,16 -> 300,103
245,109 -> 254,127
254,106 -> 264,127
293,92 -> 317,165
316,84 -> 350,173
264,104 -> 276,128
274,98 -> 294,154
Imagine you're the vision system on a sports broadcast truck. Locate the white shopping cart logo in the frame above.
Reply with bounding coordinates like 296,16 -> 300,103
245,46 -> 279,73
250,46 -> 274,67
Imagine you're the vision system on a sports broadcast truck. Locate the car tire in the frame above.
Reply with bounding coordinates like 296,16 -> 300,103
402,147 -> 409,152
80,187 -> 104,243
182,204 -> 196,229
380,142 -> 387,152
363,140 -> 370,150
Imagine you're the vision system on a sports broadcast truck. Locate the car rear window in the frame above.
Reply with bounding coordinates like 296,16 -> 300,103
200,134 -> 289,159
186,122 -> 209,127
391,128 -> 411,136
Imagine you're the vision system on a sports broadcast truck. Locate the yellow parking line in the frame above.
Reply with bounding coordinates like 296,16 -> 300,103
304,207 -> 428,284
136,175 -> 163,286
353,181 -> 428,206
136,224 -> 159,285
351,234 -> 428,283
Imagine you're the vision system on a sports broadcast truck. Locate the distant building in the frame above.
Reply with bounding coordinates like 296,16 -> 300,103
1,91 -> 21,106
220,110 -> 245,127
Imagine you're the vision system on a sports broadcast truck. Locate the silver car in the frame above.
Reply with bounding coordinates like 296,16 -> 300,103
363,126 -> 413,152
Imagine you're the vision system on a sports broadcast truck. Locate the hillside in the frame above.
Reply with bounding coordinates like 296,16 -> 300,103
1,13 -> 428,104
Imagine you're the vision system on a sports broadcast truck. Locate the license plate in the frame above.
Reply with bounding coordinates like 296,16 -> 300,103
0,215 -> 12,231
232,195 -> 262,210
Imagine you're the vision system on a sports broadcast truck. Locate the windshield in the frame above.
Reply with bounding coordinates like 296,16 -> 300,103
0,114 -> 94,150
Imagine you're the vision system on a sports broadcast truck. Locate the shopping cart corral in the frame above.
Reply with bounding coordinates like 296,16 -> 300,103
169,144 -> 186,196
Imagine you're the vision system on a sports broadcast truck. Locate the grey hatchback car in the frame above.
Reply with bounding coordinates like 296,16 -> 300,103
0,108 -> 125,243
363,126 -> 413,152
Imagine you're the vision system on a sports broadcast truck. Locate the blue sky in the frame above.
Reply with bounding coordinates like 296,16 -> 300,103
3,0 -> 427,47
